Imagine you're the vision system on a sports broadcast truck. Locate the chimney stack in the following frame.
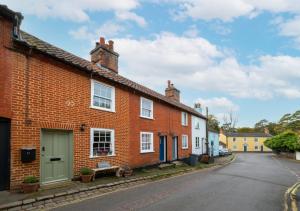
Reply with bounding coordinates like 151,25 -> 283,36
194,103 -> 202,114
165,80 -> 180,102
90,36 -> 119,73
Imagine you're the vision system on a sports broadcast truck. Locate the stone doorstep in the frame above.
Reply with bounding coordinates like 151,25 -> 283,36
0,157 -> 235,210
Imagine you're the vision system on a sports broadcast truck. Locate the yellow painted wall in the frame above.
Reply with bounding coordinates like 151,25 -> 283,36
227,136 -> 272,152
219,133 -> 227,145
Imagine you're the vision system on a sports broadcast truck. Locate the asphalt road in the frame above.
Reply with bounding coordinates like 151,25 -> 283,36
54,153 -> 299,211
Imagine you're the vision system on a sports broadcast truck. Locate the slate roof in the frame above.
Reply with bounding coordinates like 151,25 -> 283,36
225,132 -> 272,138
14,30 -> 206,119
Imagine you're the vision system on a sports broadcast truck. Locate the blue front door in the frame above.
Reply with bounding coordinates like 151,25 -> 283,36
159,136 -> 166,162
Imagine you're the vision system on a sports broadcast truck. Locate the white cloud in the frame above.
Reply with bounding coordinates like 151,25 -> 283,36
2,0 -> 145,26
196,97 -> 239,112
69,22 -> 125,40
112,33 -> 300,100
277,16 -> 300,47
166,0 -> 300,22
115,11 -> 147,27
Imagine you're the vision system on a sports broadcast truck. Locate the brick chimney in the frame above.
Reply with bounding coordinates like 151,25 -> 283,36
90,37 -> 119,73
165,80 -> 180,102
194,103 -> 202,114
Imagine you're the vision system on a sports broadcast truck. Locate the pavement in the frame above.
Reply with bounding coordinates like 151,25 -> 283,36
53,153 -> 299,211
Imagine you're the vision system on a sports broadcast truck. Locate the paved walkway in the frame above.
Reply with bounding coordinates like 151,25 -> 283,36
53,153 -> 299,211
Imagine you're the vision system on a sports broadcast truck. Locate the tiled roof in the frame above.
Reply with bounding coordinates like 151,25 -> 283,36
17,31 -> 206,119
225,132 -> 272,137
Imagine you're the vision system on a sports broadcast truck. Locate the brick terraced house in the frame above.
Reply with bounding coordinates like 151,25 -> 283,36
0,5 -> 207,190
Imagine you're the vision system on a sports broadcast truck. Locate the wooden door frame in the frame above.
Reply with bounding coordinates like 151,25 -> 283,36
0,118 -> 10,190
40,129 -> 74,184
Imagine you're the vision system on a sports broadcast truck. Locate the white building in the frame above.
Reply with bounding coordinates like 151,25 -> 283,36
191,103 -> 207,155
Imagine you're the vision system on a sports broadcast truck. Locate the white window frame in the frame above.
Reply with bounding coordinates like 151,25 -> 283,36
140,132 -> 154,153
140,97 -> 154,119
182,135 -> 188,149
182,112 -> 188,126
90,79 -> 115,112
90,128 -> 115,158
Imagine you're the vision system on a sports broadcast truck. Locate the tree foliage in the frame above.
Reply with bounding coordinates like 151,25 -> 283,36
254,110 -> 300,135
264,131 -> 300,152
208,114 -> 220,132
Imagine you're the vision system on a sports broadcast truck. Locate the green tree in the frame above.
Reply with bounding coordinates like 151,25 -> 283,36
208,114 -> 220,132
264,131 -> 300,152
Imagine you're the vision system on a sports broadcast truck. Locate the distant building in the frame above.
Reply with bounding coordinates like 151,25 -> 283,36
219,128 -> 272,152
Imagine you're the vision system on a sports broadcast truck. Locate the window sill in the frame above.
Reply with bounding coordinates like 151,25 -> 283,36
140,151 -> 155,154
140,116 -> 154,120
182,124 -> 188,127
182,147 -> 189,150
90,105 -> 115,113
89,154 -> 116,159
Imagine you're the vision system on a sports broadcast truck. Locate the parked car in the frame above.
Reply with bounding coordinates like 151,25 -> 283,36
219,148 -> 229,156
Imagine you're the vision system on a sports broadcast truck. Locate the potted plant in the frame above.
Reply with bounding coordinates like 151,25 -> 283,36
22,176 -> 39,193
122,166 -> 133,177
80,167 -> 94,183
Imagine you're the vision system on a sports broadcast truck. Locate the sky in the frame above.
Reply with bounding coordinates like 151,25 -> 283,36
2,0 -> 300,127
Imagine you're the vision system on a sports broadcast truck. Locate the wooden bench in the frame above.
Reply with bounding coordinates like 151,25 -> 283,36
92,162 -> 120,180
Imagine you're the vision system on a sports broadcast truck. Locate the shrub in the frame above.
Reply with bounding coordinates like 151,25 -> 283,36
265,131 -> 300,152
23,176 -> 39,184
80,167 -> 93,175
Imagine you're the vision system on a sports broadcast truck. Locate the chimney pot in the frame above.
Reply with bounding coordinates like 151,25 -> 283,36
100,37 -> 105,45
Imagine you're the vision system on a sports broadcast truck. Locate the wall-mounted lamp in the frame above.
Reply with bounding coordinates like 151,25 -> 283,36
80,123 -> 86,132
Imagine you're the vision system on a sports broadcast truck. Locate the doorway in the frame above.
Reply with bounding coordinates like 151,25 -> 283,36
41,130 -> 73,184
0,118 -> 10,190
159,136 -> 166,162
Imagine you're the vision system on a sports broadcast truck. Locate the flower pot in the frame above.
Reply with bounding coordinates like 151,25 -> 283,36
22,182 -> 39,193
123,170 -> 133,177
81,174 -> 93,183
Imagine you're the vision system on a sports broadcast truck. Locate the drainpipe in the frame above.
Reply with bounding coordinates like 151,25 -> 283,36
24,47 -> 33,126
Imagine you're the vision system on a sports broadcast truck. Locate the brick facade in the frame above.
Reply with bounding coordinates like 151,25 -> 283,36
0,6 -> 205,190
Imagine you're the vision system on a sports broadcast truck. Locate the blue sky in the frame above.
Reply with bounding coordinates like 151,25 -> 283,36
3,0 -> 300,127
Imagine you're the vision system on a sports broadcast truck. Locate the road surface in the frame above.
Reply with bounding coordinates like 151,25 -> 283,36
54,153 -> 299,211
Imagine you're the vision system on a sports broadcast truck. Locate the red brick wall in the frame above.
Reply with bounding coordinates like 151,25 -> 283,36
2,19 -> 194,189
0,18 -> 13,118
8,51 -> 131,189
128,94 -> 192,168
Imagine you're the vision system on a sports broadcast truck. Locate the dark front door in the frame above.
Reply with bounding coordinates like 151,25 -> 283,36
0,118 -> 10,190
159,136 -> 166,162
172,136 -> 178,160
261,145 -> 264,152
244,145 -> 247,152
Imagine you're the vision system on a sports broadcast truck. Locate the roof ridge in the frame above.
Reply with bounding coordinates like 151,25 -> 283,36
18,30 -> 206,119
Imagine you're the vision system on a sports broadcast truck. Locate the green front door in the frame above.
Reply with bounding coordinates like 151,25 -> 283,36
41,130 -> 73,184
